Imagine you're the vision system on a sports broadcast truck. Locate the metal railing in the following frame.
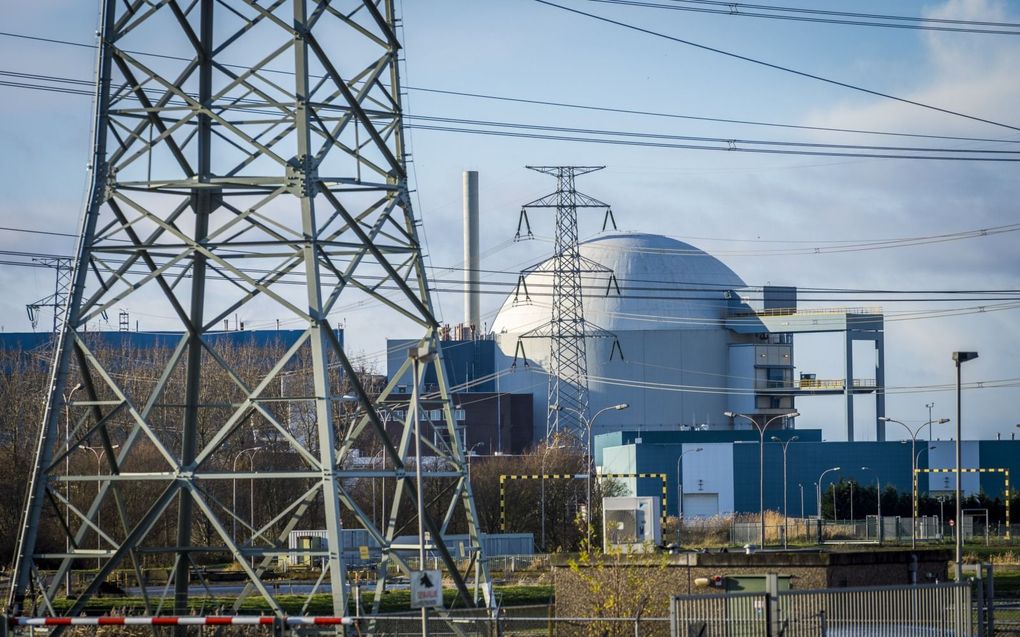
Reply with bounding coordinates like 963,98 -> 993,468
728,518 -> 943,546
671,581 -> 972,637
728,306 -> 882,318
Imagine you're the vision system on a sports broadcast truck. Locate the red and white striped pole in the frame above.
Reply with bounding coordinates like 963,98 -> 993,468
8,616 -> 354,628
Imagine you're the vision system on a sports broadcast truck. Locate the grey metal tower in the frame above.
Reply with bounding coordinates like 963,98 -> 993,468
25,257 -> 73,332
9,0 -> 491,621
513,166 -> 621,438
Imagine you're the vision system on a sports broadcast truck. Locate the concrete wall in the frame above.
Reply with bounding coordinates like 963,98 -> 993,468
495,328 -> 738,441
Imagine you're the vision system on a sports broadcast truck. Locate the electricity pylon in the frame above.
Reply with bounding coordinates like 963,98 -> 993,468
512,166 -> 622,439
25,257 -> 73,332
9,0 -> 491,621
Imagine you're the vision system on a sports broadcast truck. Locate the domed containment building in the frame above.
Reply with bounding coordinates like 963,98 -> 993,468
490,232 -> 886,442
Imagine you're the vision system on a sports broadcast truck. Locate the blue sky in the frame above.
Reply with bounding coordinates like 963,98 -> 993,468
1,0 -> 1018,442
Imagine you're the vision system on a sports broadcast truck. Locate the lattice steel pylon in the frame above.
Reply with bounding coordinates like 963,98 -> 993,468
25,257 -> 73,333
512,166 -> 621,439
9,0 -> 491,623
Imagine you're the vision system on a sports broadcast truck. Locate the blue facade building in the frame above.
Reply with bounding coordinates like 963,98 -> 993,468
598,429 -> 1020,519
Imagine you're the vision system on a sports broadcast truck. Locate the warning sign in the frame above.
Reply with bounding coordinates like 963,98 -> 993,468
410,570 -> 443,609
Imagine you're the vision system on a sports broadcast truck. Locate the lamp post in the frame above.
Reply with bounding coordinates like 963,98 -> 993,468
232,446 -> 262,544
63,383 -> 82,596
816,467 -> 841,519
675,447 -> 704,546
952,351 -> 978,582
771,435 -> 799,549
881,415 -> 950,548
860,466 -> 882,544
725,411 -> 799,547
550,403 -> 629,548
539,441 -> 564,552
926,402 -> 935,443
81,444 -> 120,569
799,483 -> 805,518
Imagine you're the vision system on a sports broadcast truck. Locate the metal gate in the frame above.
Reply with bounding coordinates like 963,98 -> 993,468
672,582 -> 972,637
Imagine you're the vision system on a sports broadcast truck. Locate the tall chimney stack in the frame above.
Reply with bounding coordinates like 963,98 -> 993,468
463,170 -> 480,334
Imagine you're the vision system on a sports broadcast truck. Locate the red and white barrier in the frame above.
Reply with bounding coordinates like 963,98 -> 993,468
11,616 -> 354,627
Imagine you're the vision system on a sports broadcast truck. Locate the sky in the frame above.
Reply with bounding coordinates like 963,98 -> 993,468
0,0 -> 1018,442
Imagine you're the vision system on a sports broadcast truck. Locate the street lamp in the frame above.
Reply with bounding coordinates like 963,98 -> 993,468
675,447 -> 704,546
550,402 -> 628,548
539,441 -> 565,552
81,444 -> 119,569
725,411 -> 799,547
816,467 -> 841,520
232,446 -> 262,544
63,383 -> 82,596
860,466 -> 882,544
952,351 -> 978,582
771,435 -> 799,548
881,415 -> 950,548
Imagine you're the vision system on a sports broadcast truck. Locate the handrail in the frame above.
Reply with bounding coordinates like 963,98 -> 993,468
729,306 -> 882,318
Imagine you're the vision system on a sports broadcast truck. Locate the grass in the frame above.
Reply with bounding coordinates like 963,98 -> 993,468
46,585 -> 553,615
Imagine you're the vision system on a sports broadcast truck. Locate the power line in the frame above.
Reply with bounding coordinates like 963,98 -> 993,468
8,72 -> 1016,161
4,28 -> 1020,147
407,123 -> 1020,161
589,0 -> 1020,35
2,249 -> 1018,304
407,114 -> 1020,156
409,85 -> 1020,147
534,0 -> 1020,135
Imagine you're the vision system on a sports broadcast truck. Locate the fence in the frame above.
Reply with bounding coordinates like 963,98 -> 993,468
671,581 -> 972,637
729,517 -> 943,546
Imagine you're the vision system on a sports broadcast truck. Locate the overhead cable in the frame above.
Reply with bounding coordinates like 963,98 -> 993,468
534,0 -> 1020,134
589,0 -> 1020,35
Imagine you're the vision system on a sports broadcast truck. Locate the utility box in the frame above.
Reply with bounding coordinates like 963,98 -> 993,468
724,574 -> 792,593
603,496 -> 661,552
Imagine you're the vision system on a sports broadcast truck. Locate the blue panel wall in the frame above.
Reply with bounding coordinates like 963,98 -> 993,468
594,428 -> 820,466
978,441 -> 1020,497
735,441 -> 913,517
387,339 -> 496,393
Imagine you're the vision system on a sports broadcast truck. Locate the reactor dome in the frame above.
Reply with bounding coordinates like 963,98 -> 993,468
491,232 -> 745,334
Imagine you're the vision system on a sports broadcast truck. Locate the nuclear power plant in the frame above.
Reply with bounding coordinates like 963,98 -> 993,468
383,169 -> 1017,521
3,2 -> 1015,629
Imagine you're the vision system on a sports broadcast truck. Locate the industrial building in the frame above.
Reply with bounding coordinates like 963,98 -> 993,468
488,232 -> 887,442
595,429 -> 1020,519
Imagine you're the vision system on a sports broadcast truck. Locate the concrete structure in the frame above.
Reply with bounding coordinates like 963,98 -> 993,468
598,429 -> 1020,518
489,232 -> 886,442
463,170 -> 481,332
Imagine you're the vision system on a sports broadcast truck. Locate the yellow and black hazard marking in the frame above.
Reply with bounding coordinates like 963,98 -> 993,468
914,467 -> 1010,539
499,472 -> 668,532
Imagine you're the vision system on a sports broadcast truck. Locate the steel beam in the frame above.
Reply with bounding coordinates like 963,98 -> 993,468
9,0 -> 491,621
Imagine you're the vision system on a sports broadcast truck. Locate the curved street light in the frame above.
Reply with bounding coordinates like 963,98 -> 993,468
724,411 -> 799,547
771,435 -> 799,548
859,466 -> 882,544
675,447 -> 704,546
816,467 -> 841,520
549,403 -> 628,547
881,415 -> 950,549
